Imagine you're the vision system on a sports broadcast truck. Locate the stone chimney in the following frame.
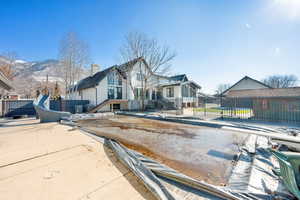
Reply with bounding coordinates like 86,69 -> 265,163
90,64 -> 100,76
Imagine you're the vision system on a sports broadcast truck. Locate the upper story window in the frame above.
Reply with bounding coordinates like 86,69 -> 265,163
182,85 -> 188,97
166,87 -> 174,97
190,87 -> 196,97
136,73 -> 144,81
182,84 -> 196,97
108,71 -> 122,86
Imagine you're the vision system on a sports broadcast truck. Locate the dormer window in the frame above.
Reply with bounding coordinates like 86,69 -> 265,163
108,71 -> 122,86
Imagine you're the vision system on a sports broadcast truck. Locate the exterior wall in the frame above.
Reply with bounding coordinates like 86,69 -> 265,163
81,87 -> 97,106
96,78 -> 107,105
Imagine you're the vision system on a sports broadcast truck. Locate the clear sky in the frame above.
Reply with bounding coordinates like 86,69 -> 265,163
1,0 -> 300,93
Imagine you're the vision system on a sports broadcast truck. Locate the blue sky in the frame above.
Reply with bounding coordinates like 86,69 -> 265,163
1,0 -> 300,93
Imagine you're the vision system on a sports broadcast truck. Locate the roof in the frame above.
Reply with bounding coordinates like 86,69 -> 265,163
169,74 -> 188,82
72,57 -> 142,91
197,92 -> 215,98
222,76 -> 272,96
226,87 -> 300,98
159,81 -> 201,89
0,70 -> 13,90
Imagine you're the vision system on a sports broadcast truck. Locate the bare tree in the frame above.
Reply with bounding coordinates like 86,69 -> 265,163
120,31 -> 176,109
0,51 -> 18,80
13,76 -> 36,99
262,75 -> 298,88
0,52 -> 18,98
58,32 -> 90,98
215,83 -> 231,95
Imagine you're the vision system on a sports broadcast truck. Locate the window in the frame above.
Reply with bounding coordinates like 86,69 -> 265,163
166,87 -> 174,97
134,88 -> 142,100
182,85 -> 188,97
136,73 -> 143,81
182,84 -> 196,97
107,70 -> 122,99
108,71 -> 122,86
108,86 -> 115,99
152,90 -> 156,100
190,87 -> 196,97
116,87 -> 122,99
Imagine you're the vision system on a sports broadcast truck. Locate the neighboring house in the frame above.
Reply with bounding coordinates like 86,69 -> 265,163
224,87 -> 300,122
221,76 -> 272,96
68,57 -> 201,112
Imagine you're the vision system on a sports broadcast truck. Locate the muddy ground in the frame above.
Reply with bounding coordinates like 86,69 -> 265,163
77,115 -> 249,186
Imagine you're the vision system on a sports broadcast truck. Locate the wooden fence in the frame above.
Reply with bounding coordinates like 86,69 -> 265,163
221,97 -> 300,123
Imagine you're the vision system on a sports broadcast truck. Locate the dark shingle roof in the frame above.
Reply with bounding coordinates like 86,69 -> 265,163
72,57 -> 142,91
169,74 -> 188,82
227,87 -> 300,98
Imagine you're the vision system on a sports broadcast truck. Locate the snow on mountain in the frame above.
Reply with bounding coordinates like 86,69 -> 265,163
14,59 -> 27,64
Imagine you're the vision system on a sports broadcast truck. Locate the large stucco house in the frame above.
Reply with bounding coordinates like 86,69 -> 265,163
68,57 -> 201,112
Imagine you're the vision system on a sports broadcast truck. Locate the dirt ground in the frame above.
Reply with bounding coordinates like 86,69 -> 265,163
77,115 -> 249,186
0,118 -> 155,200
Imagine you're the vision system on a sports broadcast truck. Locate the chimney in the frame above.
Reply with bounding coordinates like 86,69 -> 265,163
91,64 -> 100,76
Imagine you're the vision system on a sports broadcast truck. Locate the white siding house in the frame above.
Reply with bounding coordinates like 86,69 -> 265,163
68,58 -> 201,112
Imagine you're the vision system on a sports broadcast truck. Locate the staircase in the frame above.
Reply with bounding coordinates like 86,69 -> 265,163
88,99 -> 128,113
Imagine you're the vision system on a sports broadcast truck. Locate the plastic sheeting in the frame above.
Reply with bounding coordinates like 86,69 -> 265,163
33,94 -> 71,123
62,115 -> 296,200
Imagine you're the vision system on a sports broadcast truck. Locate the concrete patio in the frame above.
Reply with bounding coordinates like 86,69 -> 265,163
0,118 -> 155,200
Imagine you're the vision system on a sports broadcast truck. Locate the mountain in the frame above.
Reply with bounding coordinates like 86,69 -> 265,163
0,56 -> 90,98
0,56 -> 62,81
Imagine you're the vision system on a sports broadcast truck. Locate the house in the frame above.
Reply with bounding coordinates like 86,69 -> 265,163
220,76 -> 300,122
224,87 -> 300,122
221,76 -> 272,96
220,76 -> 273,109
68,57 -> 201,112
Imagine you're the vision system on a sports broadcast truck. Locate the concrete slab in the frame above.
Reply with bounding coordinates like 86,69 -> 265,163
0,118 -> 155,200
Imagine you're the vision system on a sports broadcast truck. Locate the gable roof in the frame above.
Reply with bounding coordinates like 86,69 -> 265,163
73,58 -> 143,91
221,76 -> 272,96
169,74 -> 188,82
227,87 -> 300,98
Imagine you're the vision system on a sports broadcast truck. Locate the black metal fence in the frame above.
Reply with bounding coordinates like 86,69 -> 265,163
1,99 -> 90,117
194,97 -> 300,123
